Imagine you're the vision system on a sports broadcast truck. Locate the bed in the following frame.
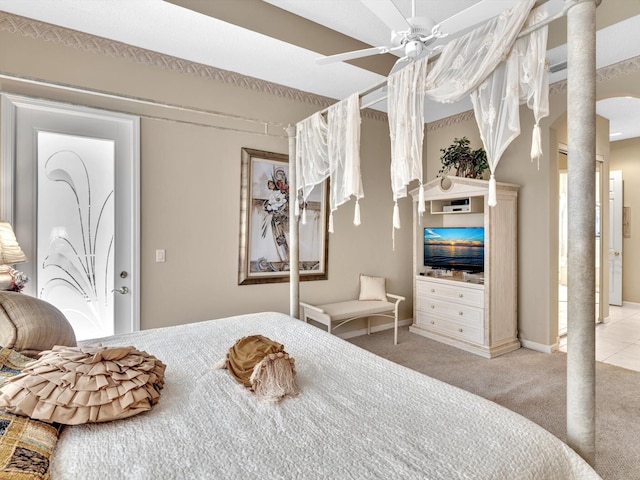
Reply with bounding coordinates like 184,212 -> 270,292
44,312 -> 599,479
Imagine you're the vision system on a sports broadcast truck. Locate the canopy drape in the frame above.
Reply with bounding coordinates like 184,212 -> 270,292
295,93 -> 362,232
470,6 -> 550,205
295,0 -> 548,232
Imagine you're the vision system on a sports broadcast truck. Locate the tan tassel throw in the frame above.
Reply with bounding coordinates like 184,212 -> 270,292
219,335 -> 298,402
0,345 -> 166,425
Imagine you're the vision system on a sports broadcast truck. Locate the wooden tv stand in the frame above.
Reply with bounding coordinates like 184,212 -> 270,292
410,177 -> 520,358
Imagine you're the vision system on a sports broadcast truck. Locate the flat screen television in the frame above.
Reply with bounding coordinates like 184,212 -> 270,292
423,227 -> 484,273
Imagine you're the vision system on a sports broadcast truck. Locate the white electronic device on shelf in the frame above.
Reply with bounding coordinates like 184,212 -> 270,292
442,204 -> 470,212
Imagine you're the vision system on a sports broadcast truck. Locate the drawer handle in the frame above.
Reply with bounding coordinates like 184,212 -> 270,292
458,328 -> 464,333
458,293 -> 464,298
431,288 -> 435,293
459,311 -> 463,316
430,320 -> 435,325
430,305 -> 435,309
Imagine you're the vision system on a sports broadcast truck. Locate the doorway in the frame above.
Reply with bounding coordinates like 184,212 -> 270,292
609,170 -> 623,306
1,94 -> 140,340
558,152 -> 605,336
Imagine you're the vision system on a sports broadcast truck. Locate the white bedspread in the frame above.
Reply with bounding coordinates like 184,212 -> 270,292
51,312 -> 600,479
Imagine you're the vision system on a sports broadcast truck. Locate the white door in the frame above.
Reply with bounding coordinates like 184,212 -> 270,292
1,94 -> 140,339
609,170 -> 623,306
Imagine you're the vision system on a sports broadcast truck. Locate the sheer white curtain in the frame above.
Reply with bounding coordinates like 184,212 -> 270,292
296,0 -> 549,236
295,93 -> 362,232
296,111 -> 328,206
327,93 -> 363,231
423,0 -> 536,103
470,6 -> 549,205
388,57 -> 429,234
388,0 -> 547,213
518,8 -> 550,166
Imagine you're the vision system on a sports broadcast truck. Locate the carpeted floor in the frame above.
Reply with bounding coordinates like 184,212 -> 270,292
348,327 -> 640,480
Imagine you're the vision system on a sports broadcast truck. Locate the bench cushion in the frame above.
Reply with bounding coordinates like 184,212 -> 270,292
317,300 -> 395,322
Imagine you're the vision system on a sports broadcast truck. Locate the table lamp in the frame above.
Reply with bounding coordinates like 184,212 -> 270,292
0,222 -> 28,292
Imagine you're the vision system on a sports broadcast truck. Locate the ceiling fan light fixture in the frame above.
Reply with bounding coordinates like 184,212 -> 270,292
405,40 -> 423,58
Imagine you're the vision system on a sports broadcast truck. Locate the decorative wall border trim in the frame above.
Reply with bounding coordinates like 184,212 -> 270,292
2,12 -> 639,127
0,12 -> 389,122
428,55 -> 640,131
549,55 -> 640,96
596,54 -> 640,82
425,110 -> 475,132
548,79 -> 567,97
0,14 -> 324,107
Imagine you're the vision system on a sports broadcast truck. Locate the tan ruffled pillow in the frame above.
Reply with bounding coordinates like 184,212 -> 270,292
0,345 -> 166,425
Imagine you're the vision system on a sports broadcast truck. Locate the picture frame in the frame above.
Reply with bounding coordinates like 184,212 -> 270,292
238,148 -> 328,285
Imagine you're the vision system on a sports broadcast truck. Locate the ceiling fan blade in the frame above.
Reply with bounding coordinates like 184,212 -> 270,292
316,45 -> 402,65
438,0 -> 517,35
388,44 -> 439,75
389,56 -> 412,75
360,0 -> 411,34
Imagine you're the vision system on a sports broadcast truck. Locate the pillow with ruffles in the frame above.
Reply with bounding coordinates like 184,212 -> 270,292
0,345 -> 166,425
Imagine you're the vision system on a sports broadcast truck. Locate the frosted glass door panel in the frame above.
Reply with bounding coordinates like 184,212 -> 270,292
37,131 -> 115,340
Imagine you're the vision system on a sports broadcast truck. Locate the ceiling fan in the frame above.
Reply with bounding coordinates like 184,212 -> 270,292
316,0 -> 518,75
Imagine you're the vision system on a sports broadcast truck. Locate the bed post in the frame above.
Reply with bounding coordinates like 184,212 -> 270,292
565,0 -> 600,466
287,125 -> 300,318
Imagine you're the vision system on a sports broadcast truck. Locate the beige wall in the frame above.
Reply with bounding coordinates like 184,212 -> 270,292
425,92 -> 612,348
0,26 -> 413,333
554,115 -> 611,316
1,15 -> 639,349
610,137 -> 640,303
425,104 -> 561,348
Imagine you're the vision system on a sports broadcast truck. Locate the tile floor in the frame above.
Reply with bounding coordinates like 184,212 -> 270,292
559,302 -> 640,372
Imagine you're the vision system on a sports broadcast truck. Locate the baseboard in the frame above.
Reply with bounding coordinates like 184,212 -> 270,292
622,300 -> 640,308
337,318 -> 413,340
520,338 -> 558,353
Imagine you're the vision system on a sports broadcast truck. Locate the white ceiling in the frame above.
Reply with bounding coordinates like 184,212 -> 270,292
0,0 -> 639,139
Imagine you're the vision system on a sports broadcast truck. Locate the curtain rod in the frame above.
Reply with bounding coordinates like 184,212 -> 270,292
316,2 -> 567,115
0,71 -> 286,134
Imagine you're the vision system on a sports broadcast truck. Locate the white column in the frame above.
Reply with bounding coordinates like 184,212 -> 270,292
287,125 -> 299,318
565,0 -> 599,466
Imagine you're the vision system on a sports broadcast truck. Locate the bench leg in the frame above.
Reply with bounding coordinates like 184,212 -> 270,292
394,315 -> 398,345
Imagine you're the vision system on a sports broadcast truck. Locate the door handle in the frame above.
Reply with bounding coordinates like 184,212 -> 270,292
112,286 -> 129,294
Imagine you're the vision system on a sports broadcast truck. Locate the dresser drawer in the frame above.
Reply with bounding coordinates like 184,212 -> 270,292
416,310 -> 484,345
417,278 -> 484,307
416,297 -> 483,325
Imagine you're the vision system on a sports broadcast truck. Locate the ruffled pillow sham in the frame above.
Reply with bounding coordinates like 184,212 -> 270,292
0,345 -> 166,425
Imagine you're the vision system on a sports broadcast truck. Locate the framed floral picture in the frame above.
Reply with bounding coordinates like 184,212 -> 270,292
238,148 -> 328,285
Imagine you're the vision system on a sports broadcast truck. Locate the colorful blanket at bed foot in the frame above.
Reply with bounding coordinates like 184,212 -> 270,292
0,346 -> 62,480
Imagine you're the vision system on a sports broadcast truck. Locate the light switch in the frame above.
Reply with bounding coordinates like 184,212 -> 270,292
155,249 -> 166,263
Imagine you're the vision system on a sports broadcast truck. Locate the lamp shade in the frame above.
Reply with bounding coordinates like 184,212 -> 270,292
0,222 -> 27,265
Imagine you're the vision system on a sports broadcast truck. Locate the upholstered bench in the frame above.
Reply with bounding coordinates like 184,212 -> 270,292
299,293 -> 405,345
